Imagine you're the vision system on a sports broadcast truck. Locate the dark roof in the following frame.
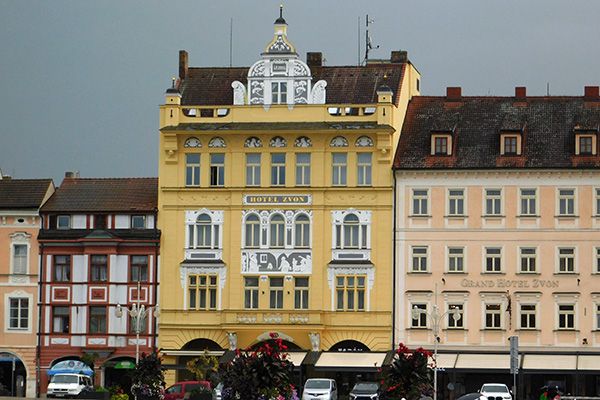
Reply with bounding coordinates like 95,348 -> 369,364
179,63 -> 406,106
38,229 -> 160,241
161,122 -> 393,132
41,178 -> 157,213
394,96 -> 600,170
0,179 -> 54,210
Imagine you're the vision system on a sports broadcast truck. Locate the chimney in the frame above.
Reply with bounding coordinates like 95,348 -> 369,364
179,50 -> 189,80
584,86 -> 599,101
390,50 -> 408,63
446,87 -> 462,101
515,86 -> 527,100
64,171 -> 80,179
307,52 -> 323,68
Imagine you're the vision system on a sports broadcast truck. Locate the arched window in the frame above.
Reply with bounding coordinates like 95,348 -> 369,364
245,214 -> 261,248
269,215 -> 285,248
189,214 -> 218,249
294,214 -> 310,248
342,214 -> 360,248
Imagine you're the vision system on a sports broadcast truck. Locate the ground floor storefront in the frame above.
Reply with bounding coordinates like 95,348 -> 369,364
0,348 -> 35,397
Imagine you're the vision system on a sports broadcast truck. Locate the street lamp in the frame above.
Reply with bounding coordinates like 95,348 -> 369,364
412,303 -> 461,400
115,280 -> 159,365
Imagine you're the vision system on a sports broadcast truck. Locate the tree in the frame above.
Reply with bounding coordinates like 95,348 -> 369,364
380,343 -> 433,400
186,351 -> 219,385
130,351 -> 165,400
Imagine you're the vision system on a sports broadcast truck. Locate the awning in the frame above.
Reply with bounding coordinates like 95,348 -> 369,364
114,360 -> 135,370
161,350 -> 225,357
48,360 -> 93,376
315,352 -> 387,370
430,353 -> 458,369
577,355 -> 600,371
523,354 -> 576,370
455,354 -> 510,370
286,352 -> 307,367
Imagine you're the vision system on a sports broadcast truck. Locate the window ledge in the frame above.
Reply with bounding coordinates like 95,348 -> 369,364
481,272 -> 505,275
517,215 -> 540,218
445,215 -> 467,219
409,214 -> 432,218
515,329 -> 541,332
444,271 -> 466,275
480,328 -> 506,332
443,328 -> 466,331
409,271 -> 432,275
408,327 -> 429,330
554,272 -> 579,275
482,215 -> 505,218
516,272 -> 540,275
554,329 -> 579,332
555,215 -> 579,219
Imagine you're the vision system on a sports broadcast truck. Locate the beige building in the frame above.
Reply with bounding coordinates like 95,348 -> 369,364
394,87 -> 600,398
0,176 -> 54,397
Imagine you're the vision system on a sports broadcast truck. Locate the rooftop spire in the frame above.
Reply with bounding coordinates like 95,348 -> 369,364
275,4 -> 286,25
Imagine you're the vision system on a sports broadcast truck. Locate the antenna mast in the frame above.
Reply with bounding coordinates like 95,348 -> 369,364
357,16 -> 361,66
229,17 -> 233,67
364,14 -> 379,64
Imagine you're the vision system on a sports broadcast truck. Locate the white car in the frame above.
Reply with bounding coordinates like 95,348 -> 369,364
302,378 -> 338,400
479,383 -> 512,400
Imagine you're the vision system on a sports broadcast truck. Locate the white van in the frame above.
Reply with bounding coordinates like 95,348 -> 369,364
302,378 -> 338,400
47,373 -> 93,398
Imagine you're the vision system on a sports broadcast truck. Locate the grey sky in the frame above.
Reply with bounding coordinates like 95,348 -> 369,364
1,0 -> 599,183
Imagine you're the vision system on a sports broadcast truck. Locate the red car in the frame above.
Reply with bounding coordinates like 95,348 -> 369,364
164,381 -> 211,400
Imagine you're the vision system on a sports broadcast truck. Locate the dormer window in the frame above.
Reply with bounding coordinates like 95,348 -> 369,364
271,82 -> 288,104
131,215 -> 146,229
57,215 -> 71,230
500,133 -> 522,155
575,133 -> 596,155
431,134 -> 452,156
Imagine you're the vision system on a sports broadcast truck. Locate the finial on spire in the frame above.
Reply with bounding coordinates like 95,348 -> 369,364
171,77 -> 176,88
280,4 -> 283,18
275,4 -> 287,24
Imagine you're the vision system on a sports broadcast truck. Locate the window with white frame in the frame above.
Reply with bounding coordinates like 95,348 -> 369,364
520,188 -> 537,216
12,244 -> 28,275
244,277 -> 259,309
411,303 -> 428,328
90,255 -> 108,282
269,214 -> 285,248
596,303 -> 600,330
271,153 -> 286,186
558,248 -> 575,273
485,189 -> 502,216
447,303 -> 464,329
185,153 -> 201,187
244,214 -> 261,248
271,81 -> 287,104
558,304 -> 575,330
433,136 -> 449,155
8,298 -> 29,330
52,306 -> 69,333
519,304 -> 537,329
295,153 -> 310,186
53,255 -> 71,282
448,247 -> 464,273
484,247 -> 502,273
336,275 -> 366,311
411,246 -> 428,273
503,135 -> 518,155
294,214 -> 310,248
130,255 -> 148,282
412,189 -> 429,216
558,189 -> 575,216
188,274 -> 217,310
246,154 -> 261,186
484,303 -> 502,329
57,215 -> 71,229
269,277 -> 284,309
357,153 -> 372,186
596,247 -> 600,274
332,153 -> 347,186
595,188 -> 600,216
335,214 -> 368,249
448,189 -> 465,216
188,213 -> 221,249
519,247 -> 537,273
332,210 -> 371,260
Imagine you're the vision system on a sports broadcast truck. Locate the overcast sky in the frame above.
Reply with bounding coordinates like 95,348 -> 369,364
1,0 -> 599,183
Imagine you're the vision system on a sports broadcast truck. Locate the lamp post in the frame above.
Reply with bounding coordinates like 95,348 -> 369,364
115,280 -> 159,365
412,293 -> 461,400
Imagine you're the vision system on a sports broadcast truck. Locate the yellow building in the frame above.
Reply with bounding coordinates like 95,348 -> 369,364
157,10 -> 419,386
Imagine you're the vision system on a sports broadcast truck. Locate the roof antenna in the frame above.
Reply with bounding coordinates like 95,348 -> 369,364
364,14 -> 379,64
229,17 -> 233,67
546,82 -> 550,96
357,16 -> 361,66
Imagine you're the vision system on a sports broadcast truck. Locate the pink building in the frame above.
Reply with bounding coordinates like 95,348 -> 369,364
0,176 -> 54,396
394,87 -> 600,398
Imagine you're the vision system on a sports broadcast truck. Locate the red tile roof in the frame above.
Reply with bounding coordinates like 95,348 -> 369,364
41,177 -> 157,212
0,179 -> 54,210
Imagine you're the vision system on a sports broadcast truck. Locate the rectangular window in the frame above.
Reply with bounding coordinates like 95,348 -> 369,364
336,275 -> 366,311
558,248 -> 575,273
504,136 -> 518,155
595,188 -> 600,216
89,307 -> 107,334
558,189 -> 575,216
295,153 -> 311,186
579,136 -> 593,155
188,274 -> 217,310
558,304 -> 575,329
520,304 -> 537,329
246,153 -> 261,187
485,189 -> 502,216
448,247 -> 464,273
13,244 -> 27,274
596,304 -> 600,330
596,248 -> 600,274
412,189 -> 429,216
520,188 -> 537,216
130,255 -> 149,282
520,248 -> 537,273
271,82 -> 287,104
411,246 -> 428,273
210,153 -> 225,187
52,306 -> 69,333
447,304 -> 464,329
332,153 -> 347,186
57,215 -> 71,229
434,137 -> 448,155
244,277 -> 259,309
485,248 -> 502,272
131,215 -> 146,229
485,303 -> 502,329
271,153 -> 286,186
357,153 -> 372,186
411,303 -> 428,328
448,189 -> 465,216
90,255 -> 108,282
53,255 -> 71,282
185,153 -> 201,187
294,277 -> 309,309
94,215 -> 107,229
8,298 -> 29,330
269,277 -> 284,309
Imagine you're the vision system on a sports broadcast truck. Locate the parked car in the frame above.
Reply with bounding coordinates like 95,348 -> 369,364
479,383 -> 512,400
302,378 -> 337,400
212,383 -> 223,400
349,381 -> 381,400
457,393 -> 485,400
46,373 -> 93,398
164,381 -> 211,400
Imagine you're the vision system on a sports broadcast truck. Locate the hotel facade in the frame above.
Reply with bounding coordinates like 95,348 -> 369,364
394,86 -> 600,398
157,12 -> 419,387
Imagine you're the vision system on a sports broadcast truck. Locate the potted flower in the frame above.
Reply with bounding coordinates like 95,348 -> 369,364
130,351 -> 165,400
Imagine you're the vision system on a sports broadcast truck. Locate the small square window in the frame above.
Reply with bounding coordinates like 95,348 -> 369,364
57,215 -> 71,229
131,215 -> 146,229
411,247 -> 428,273
577,135 -> 594,155
485,247 -> 502,273
503,136 -> 518,155
411,303 -> 428,328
